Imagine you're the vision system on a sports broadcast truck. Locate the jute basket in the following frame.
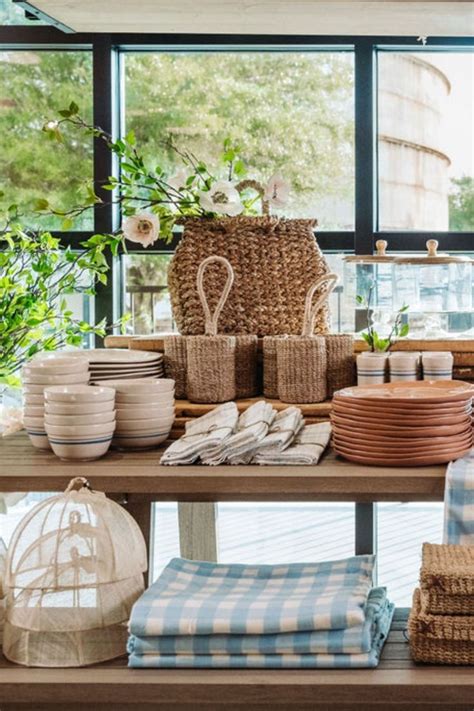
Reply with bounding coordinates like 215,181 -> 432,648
325,334 -> 355,397
186,256 -> 237,403
418,543 -> 474,615
262,336 -> 286,399
408,588 -> 474,665
235,334 -> 258,399
276,274 -> 339,404
168,182 -> 331,337
163,335 -> 187,399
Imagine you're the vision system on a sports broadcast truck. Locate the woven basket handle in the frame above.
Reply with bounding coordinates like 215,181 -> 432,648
236,179 -> 270,216
301,273 -> 340,337
196,256 -> 235,336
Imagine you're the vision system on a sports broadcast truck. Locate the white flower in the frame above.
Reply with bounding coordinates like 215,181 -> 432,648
198,180 -> 244,216
167,168 -> 190,192
264,174 -> 290,208
122,212 -> 159,248
43,120 -> 59,131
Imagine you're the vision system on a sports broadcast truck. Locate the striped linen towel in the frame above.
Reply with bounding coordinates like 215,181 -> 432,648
160,402 -> 238,465
128,597 -> 394,668
443,447 -> 474,544
254,422 -> 331,465
129,556 -> 375,638
229,407 -> 304,465
201,401 -> 276,465
128,587 -> 389,656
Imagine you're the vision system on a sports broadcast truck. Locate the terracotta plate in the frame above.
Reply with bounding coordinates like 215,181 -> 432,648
331,429 -> 473,448
333,447 -> 472,467
331,418 -> 471,438
331,401 -> 472,419
330,412 -> 471,430
334,381 -> 474,404
332,435 -> 473,455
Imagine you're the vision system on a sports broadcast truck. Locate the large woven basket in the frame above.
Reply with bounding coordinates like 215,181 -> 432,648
419,543 -> 474,615
408,588 -> 474,665
168,200 -> 331,337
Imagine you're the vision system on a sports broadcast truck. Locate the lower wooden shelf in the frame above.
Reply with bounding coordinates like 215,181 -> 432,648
0,612 -> 472,710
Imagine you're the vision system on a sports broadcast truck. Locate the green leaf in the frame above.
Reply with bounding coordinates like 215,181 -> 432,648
399,323 -> 410,338
68,101 -> 79,115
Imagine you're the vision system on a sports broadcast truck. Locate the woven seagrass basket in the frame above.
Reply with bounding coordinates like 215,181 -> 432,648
163,335 -> 187,399
275,274 -> 339,404
325,334 -> 355,397
419,543 -> 474,615
168,182 -> 331,337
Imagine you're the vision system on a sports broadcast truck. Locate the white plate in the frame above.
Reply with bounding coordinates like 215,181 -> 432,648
89,360 -> 162,371
89,368 -> 163,377
66,349 -> 163,364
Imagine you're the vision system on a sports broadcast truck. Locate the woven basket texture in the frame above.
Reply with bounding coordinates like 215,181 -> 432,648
163,335 -> 187,399
262,336 -> 286,399
420,590 -> 474,616
186,335 -> 236,403
235,334 -> 258,398
276,336 -> 327,404
408,588 -> 474,665
168,216 -> 331,337
325,334 -> 355,397
420,543 -> 474,597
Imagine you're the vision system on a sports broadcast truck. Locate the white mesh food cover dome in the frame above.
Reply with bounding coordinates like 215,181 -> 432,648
3,477 -> 147,667
0,538 -> 6,646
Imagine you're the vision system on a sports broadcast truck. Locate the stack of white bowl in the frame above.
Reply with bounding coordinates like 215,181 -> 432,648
43,385 -> 116,461
94,379 -> 175,450
22,358 -> 90,450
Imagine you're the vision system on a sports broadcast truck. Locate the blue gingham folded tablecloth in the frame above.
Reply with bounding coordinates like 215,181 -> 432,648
128,594 -> 394,669
129,586 -> 389,656
444,447 -> 474,545
129,555 -> 375,638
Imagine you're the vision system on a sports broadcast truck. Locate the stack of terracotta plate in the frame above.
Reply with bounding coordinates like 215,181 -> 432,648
331,381 -> 474,467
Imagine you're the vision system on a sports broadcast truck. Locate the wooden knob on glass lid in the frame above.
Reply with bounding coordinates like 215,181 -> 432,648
375,240 -> 387,257
426,239 -> 438,258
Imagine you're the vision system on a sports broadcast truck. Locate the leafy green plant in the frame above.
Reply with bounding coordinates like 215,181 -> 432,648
41,103 -> 289,242
356,283 -> 409,352
0,214 -> 125,383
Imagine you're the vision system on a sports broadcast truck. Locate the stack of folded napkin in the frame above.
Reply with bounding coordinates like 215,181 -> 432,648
128,556 -> 394,668
408,543 -> 474,665
161,401 -> 331,466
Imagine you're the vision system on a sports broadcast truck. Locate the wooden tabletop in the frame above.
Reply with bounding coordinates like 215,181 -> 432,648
0,433 -> 447,502
1,612 -> 472,710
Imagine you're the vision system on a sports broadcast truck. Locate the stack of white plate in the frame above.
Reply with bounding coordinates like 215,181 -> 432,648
94,379 -> 175,450
79,349 -> 164,384
22,358 -> 90,450
44,385 -> 116,461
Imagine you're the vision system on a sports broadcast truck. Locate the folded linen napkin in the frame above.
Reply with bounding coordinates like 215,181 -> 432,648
160,402 -> 239,465
254,422 -> 331,466
129,555 -> 375,638
443,447 -> 474,544
128,587 -> 389,656
229,407 -> 304,465
201,400 -> 276,466
128,596 -> 393,668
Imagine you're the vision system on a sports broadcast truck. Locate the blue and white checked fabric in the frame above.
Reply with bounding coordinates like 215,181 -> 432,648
128,596 -> 393,668
128,587 -> 388,656
444,447 -> 474,545
129,556 -> 375,638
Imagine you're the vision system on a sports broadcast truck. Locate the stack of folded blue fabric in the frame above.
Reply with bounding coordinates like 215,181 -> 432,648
128,556 -> 394,669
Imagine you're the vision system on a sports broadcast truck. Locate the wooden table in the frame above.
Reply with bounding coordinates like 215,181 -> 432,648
1,434 -> 472,710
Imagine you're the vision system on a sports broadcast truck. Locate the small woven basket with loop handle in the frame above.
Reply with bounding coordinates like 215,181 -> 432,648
168,180 -> 330,337
324,334 -> 355,397
163,335 -> 187,399
276,274 -> 339,404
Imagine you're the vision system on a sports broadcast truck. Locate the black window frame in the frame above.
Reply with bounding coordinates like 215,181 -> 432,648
0,26 -> 473,328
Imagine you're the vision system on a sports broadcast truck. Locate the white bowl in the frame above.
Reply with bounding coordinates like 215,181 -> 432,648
26,431 -> 51,450
23,394 -> 45,405
22,371 -> 90,385
44,400 -> 115,415
23,405 -> 45,417
115,393 -> 175,406
44,385 -> 115,403
49,437 -> 112,461
94,378 -> 175,394
23,358 -> 89,375
44,411 -> 116,427
112,431 -> 169,450
23,416 -> 45,429
115,417 -> 174,433
115,405 -> 175,420
45,422 -> 116,437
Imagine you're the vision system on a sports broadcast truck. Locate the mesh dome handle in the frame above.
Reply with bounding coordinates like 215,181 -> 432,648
64,477 -> 92,493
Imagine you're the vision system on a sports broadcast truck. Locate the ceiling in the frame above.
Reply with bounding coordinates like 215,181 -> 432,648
18,1 -> 474,36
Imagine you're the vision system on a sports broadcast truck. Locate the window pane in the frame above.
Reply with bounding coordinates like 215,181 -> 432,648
218,503 -> 355,564
122,254 -> 174,334
0,50 -> 93,230
123,51 -> 354,229
378,51 -> 474,231
377,502 -> 444,606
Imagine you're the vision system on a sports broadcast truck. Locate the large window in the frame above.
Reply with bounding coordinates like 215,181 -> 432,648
378,51 -> 474,232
